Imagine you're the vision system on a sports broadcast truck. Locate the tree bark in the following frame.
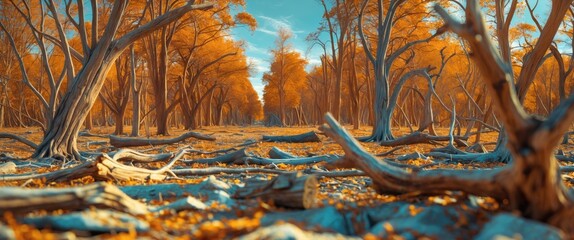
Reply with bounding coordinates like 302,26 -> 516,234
31,1 -> 214,159
234,172 -> 318,209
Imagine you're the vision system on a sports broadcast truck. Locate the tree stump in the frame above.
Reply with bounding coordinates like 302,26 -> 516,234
234,172 -> 318,209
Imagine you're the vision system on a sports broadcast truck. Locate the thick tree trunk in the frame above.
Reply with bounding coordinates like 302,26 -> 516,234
34,64 -> 115,159
114,110 -> 125,135
154,79 -> 169,135
31,1 -> 214,159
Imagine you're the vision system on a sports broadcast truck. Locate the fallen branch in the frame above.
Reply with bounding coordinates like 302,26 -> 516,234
110,131 -> 216,148
320,113 -> 506,197
0,148 -> 191,182
375,146 -> 405,157
0,162 -> 17,174
185,148 -> 250,165
269,147 -> 297,159
108,149 -> 173,163
0,182 -> 149,215
262,131 -> 321,143
379,131 -> 468,147
237,155 -> 341,166
0,133 -> 38,149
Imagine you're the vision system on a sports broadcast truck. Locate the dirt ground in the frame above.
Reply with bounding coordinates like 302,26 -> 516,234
0,125 -> 572,239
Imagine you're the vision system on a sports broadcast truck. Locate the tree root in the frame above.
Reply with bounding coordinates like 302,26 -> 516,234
0,132 -> 38,149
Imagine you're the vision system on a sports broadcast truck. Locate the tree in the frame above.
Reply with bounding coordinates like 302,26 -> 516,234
357,0 -> 443,142
322,0 -> 574,233
0,0 -> 214,159
262,28 -> 308,126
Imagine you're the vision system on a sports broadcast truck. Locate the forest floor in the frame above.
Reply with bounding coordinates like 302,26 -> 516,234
0,125 -> 572,239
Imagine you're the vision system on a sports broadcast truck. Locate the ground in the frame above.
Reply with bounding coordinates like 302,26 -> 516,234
0,125 -> 572,239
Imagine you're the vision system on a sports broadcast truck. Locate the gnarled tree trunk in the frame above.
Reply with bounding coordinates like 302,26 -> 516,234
32,1 -> 214,159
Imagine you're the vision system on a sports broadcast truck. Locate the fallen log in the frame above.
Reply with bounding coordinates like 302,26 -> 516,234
234,172 -> 318,209
262,131 -> 321,143
0,133 -> 37,149
21,209 -> 150,233
269,147 -> 296,159
108,149 -> 173,163
379,131 -> 468,147
237,155 -> 340,166
185,148 -> 250,165
110,131 -> 215,148
0,182 -> 149,215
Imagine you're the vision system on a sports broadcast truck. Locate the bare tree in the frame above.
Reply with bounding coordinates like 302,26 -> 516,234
322,0 -> 574,233
356,0 -> 443,142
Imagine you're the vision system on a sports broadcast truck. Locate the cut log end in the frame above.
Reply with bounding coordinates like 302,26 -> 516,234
234,172 -> 318,209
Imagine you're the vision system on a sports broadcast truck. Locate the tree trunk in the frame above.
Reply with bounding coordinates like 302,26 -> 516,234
130,46 -> 140,137
114,109 -> 125,135
32,1 -> 214,159
85,111 -> 93,130
34,63 -> 115,159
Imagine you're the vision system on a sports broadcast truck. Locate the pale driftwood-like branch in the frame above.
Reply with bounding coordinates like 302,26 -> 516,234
262,131 -> 321,143
320,113 -> 505,197
0,162 -> 17,174
234,172 -> 318,209
1,148 -> 190,182
110,131 -> 215,148
108,149 -> 173,163
0,133 -> 38,149
0,182 -> 148,215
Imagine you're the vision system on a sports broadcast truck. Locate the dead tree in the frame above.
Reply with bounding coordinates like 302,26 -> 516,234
1,0 -> 214,160
356,0 -> 444,142
320,0 -> 574,233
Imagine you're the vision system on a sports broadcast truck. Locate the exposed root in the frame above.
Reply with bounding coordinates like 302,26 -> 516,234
0,133 -> 38,149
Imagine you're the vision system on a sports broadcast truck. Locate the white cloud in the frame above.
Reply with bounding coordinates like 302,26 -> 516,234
247,56 -> 269,74
257,15 -> 305,38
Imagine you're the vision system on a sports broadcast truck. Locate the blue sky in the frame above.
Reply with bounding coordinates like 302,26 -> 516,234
231,0 -> 326,100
